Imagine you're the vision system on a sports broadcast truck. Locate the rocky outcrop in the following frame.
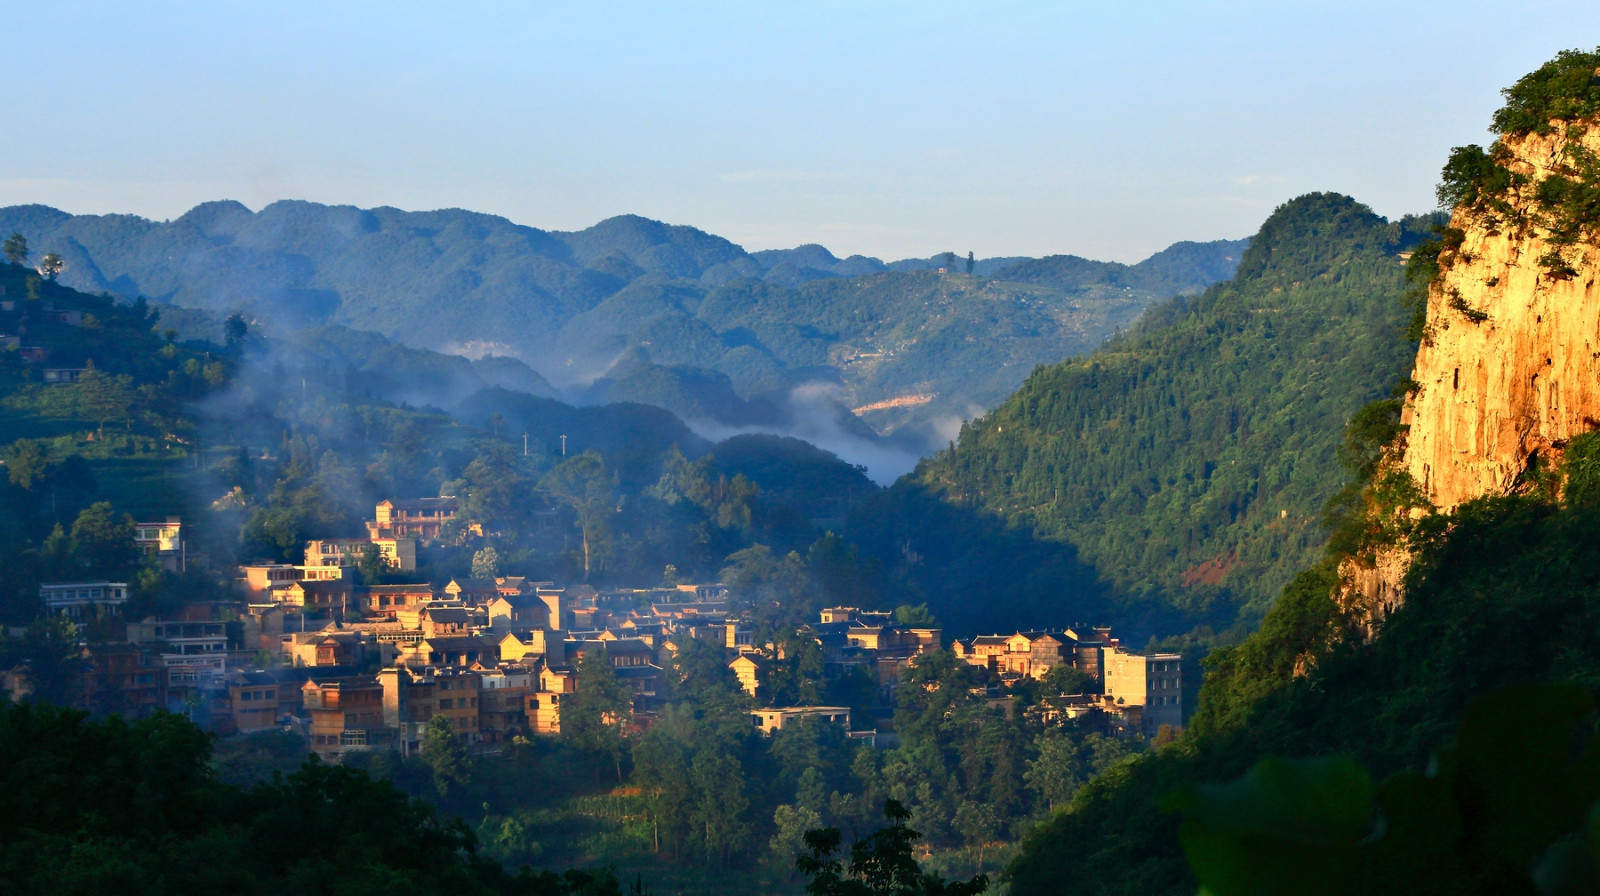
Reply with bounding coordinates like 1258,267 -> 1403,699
1344,124 -> 1600,616
1402,126 -> 1600,510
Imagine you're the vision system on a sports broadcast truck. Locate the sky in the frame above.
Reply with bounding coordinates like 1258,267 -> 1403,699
5,2 -> 1600,263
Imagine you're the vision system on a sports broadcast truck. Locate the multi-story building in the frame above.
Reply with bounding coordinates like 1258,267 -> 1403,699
283,579 -> 357,617
40,582 -> 128,619
229,670 -> 290,734
125,617 -> 231,683
368,497 -> 460,543
134,518 -> 184,570
378,666 -> 484,753
304,537 -> 416,571
238,564 -> 344,601
478,666 -> 534,744
78,643 -> 169,717
302,675 -> 391,760
365,584 -> 435,619
1102,647 -> 1183,734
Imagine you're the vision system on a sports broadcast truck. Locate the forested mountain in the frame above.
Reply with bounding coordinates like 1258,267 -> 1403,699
0,202 -> 1244,450
849,194 -> 1441,637
1007,47 -> 1600,896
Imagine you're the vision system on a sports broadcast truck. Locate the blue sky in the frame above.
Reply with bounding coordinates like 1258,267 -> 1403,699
5,2 -> 1599,261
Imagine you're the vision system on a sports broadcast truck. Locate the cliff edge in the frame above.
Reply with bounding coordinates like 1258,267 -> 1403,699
1344,53 -> 1600,616
1402,125 -> 1600,511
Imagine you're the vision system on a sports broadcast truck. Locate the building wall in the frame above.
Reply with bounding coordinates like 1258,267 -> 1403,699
1102,648 -> 1182,734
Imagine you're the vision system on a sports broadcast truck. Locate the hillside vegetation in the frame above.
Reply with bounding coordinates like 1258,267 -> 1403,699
1007,47 -> 1600,896
850,194 -> 1439,636
0,202 -> 1244,443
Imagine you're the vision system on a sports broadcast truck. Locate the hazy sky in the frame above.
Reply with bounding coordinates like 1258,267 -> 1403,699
5,2 -> 1599,262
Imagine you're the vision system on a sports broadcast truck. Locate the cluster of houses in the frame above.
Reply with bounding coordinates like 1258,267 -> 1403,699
8,496 -> 1184,760
951,630 -> 1184,734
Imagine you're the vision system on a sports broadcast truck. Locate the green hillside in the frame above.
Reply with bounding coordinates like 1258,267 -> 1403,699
0,202 -> 1244,443
850,195 -> 1439,636
1007,47 -> 1600,896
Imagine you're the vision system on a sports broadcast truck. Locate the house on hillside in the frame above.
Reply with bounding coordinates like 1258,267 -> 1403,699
284,579 -> 357,617
365,583 -> 435,620
752,706 -> 852,735
487,592 -> 550,632
1103,648 -> 1183,735
401,635 -> 496,669
443,578 -> 500,606
498,629 -> 565,664
134,518 -> 184,570
304,536 -> 416,571
40,582 -> 128,619
728,653 -> 768,698
368,497 -> 460,543
303,675 -> 391,760
377,665 -> 482,752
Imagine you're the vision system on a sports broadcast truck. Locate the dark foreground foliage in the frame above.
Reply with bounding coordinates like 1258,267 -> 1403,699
0,702 -> 634,896
1008,463 -> 1600,894
1171,684 -> 1600,896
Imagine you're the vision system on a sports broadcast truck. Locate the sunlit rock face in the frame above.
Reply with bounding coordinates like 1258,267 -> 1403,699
1343,124 -> 1600,618
1402,126 -> 1600,512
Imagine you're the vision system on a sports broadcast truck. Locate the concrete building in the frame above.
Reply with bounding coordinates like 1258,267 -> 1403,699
1103,647 -> 1183,734
752,705 -> 852,734
40,582 -> 128,619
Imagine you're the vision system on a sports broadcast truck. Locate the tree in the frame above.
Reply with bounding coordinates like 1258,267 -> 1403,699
2,232 -> 26,265
953,800 -> 1001,869
892,604 -> 937,627
690,747 -> 751,866
772,804 -> 825,870
540,451 -> 619,579
4,439 -> 48,489
796,799 -> 988,896
223,312 -> 249,346
76,367 -> 137,437
69,501 -> 138,578
419,714 -> 473,797
633,723 -> 695,857
357,542 -> 388,585
1040,662 -> 1093,696
37,253 -> 63,280
965,252 -> 975,275
562,648 -> 634,780
472,546 -> 500,580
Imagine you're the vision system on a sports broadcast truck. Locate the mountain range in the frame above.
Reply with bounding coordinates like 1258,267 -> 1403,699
0,202 -> 1245,466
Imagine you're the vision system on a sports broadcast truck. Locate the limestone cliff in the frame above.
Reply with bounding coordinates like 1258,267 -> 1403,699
1344,117 -> 1600,615
1402,125 -> 1600,510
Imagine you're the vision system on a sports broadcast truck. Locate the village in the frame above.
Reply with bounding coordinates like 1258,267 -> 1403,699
7,495 -> 1184,758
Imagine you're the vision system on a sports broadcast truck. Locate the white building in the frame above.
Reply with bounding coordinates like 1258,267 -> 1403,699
40,582 -> 129,619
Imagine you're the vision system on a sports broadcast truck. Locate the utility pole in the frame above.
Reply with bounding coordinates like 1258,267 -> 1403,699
523,433 -> 529,456
560,434 -> 567,456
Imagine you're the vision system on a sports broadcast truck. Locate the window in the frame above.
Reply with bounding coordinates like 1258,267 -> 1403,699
439,699 -> 452,709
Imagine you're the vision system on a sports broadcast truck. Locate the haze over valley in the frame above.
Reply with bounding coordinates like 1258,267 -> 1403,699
6,6 -> 1600,895
0,201 -> 1246,480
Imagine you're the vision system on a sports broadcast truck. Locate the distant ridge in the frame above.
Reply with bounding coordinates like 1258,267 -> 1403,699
0,201 -> 1246,454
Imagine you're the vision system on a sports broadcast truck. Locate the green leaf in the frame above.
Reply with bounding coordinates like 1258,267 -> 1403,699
1168,756 -> 1374,896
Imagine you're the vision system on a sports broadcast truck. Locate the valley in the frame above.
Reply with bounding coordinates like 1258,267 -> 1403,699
5,26 -> 1600,896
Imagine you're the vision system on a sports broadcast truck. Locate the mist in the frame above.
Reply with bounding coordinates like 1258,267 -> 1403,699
682,381 -> 932,485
